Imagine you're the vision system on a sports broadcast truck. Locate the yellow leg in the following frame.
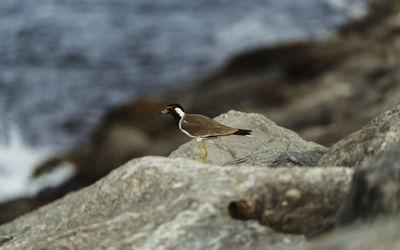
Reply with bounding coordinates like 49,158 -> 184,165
197,140 -> 204,162
202,140 -> 208,162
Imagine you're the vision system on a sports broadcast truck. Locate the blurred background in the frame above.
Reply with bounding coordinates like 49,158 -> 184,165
3,0 -> 400,224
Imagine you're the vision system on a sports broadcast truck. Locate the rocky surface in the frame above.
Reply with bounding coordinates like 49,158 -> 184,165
306,216 -> 400,250
1,100 -> 400,248
335,141 -> 400,225
319,103 -> 400,167
222,150 -> 321,168
0,156 -> 354,249
304,103 -> 400,249
170,110 -> 326,164
313,103 -> 400,225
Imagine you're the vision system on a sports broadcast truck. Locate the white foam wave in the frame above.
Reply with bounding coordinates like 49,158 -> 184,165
0,126 -> 74,202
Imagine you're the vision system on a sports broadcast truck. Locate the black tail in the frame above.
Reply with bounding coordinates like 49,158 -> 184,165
234,129 -> 252,135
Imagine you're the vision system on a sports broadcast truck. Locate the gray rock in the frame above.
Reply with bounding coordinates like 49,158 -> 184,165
0,157 -> 353,249
0,235 -> 13,247
306,216 -> 400,250
170,110 -> 327,164
223,150 -> 321,167
335,141 -> 400,225
318,104 -> 400,167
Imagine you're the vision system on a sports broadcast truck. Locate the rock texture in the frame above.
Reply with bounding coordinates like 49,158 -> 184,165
305,103 -> 400,249
307,216 -> 400,250
315,103 -> 400,225
335,141 -> 400,225
170,110 -> 326,164
0,157 -> 355,249
223,150 -> 321,167
3,100 -> 400,248
319,104 -> 400,167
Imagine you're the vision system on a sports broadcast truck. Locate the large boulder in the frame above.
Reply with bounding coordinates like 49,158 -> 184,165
0,157 -> 353,249
314,103 -> 400,225
303,103 -> 400,249
306,215 -> 400,250
170,110 -> 326,164
319,103 -> 400,167
335,141 -> 400,225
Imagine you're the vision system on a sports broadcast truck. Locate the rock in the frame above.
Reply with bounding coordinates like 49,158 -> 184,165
0,108 -> 327,225
306,215 -> 400,250
0,235 -> 13,247
0,157 -> 354,249
318,104 -> 400,167
227,166 -> 353,238
170,110 -> 327,164
223,150 -> 321,167
335,141 -> 400,225
0,98 -> 187,224
0,198 -> 42,226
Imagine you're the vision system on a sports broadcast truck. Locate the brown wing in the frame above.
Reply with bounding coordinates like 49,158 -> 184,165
181,114 -> 238,137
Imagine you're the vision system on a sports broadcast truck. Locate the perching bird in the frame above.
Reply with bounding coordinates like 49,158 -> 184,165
160,103 -> 252,162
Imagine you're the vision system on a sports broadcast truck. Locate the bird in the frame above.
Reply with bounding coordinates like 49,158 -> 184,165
160,103 -> 252,162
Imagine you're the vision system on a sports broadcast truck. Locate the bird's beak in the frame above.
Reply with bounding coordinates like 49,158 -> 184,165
159,109 -> 169,115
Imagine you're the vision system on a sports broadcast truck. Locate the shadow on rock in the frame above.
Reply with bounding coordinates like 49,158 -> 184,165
336,141 -> 400,226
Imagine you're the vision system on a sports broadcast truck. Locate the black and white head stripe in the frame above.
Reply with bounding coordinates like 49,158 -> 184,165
167,103 -> 185,112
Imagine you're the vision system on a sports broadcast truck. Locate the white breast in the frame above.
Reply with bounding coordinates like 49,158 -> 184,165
178,116 -> 195,138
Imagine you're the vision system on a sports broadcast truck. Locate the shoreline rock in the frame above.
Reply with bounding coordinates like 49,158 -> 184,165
1,100 -> 400,248
0,157 -> 354,249
319,104 -> 400,167
170,110 -> 326,164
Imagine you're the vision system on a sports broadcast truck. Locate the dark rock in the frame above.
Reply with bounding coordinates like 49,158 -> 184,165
0,198 -> 41,226
318,104 -> 400,167
0,235 -> 13,247
227,166 -> 353,238
0,157 -> 353,249
335,141 -> 400,225
223,150 -> 321,167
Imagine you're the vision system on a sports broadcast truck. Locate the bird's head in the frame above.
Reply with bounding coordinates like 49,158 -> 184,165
160,103 -> 185,118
